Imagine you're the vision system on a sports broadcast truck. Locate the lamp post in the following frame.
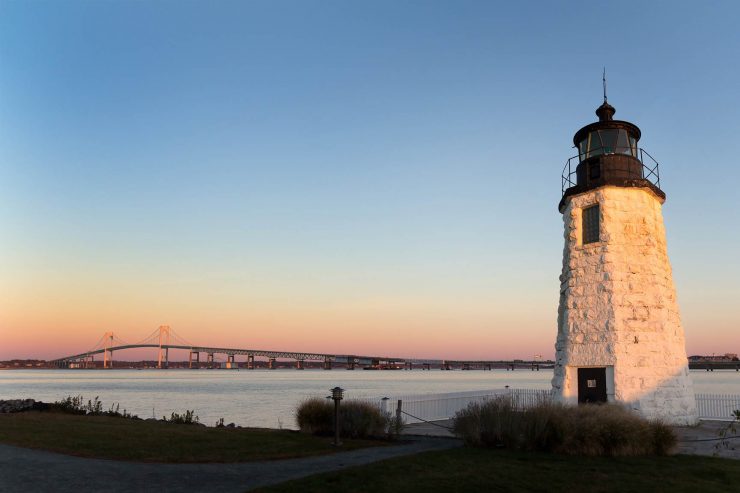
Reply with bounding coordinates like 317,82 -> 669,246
330,386 -> 344,447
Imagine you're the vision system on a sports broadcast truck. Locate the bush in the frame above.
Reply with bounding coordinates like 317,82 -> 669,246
51,395 -> 137,419
452,396 -> 676,456
452,396 -> 520,448
296,398 -> 391,439
520,399 -> 569,452
52,395 -> 86,415
164,410 -> 199,425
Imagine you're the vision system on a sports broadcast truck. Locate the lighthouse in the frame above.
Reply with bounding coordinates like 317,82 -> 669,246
551,92 -> 698,425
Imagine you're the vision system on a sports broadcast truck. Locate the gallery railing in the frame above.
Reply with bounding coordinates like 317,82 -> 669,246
561,147 -> 661,196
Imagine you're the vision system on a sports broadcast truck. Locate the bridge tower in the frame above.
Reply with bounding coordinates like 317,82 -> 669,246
552,93 -> 697,425
102,331 -> 114,369
157,325 -> 170,369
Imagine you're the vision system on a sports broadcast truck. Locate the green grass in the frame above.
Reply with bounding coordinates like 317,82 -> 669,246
255,447 -> 740,493
0,411 -> 384,463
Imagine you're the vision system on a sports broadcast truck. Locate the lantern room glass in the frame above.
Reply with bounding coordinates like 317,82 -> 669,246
578,129 -> 637,161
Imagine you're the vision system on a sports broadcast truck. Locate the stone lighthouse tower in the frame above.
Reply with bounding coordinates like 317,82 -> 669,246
552,93 -> 698,425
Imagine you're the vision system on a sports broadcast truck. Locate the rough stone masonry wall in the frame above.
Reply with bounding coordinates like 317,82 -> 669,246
552,186 -> 698,425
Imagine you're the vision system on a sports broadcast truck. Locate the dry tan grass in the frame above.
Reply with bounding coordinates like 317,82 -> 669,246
453,396 -> 677,456
296,398 -> 391,439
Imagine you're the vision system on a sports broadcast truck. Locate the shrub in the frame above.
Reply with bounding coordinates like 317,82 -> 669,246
85,396 -> 104,415
651,420 -> 678,456
296,398 -> 334,435
296,398 -> 391,439
51,395 -> 137,419
164,410 -> 199,424
452,396 -> 520,448
452,396 -> 677,456
52,395 -> 86,414
520,399 -> 569,452
715,409 -> 740,454
558,404 -> 663,456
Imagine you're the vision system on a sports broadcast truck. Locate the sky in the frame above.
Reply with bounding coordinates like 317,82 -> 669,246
1,0 -> 738,361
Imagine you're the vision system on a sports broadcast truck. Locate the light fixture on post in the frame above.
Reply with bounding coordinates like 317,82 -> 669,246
330,386 -> 344,447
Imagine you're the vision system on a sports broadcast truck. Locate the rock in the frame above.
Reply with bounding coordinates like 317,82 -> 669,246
31,401 -> 51,411
0,399 -> 37,413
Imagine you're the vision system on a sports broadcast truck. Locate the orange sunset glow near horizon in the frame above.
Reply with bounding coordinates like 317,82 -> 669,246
1,269 -> 735,361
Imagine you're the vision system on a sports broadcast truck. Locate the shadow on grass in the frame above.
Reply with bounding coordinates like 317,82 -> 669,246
0,411 -> 387,463
254,446 -> 740,493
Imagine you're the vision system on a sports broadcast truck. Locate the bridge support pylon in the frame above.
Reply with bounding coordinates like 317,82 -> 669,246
207,353 -> 214,369
101,332 -> 115,369
189,351 -> 199,369
227,354 -> 236,369
157,325 -> 170,369
296,359 -> 304,370
268,357 -> 276,370
247,355 -> 254,369
323,358 -> 332,370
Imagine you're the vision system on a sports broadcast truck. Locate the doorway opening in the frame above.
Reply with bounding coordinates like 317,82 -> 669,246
577,367 -> 607,403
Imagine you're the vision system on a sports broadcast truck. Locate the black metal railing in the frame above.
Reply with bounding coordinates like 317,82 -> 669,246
561,147 -> 661,196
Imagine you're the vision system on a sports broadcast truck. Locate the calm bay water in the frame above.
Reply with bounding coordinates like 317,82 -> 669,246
1,369 -> 738,429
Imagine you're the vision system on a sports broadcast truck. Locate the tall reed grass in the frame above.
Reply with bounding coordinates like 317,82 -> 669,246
453,396 -> 676,456
296,398 -> 392,439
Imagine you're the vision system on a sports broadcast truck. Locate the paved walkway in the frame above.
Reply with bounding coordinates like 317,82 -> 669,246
2,421 -> 736,493
675,420 -> 740,460
404,419 -> 740,459
0,437 -> 460,493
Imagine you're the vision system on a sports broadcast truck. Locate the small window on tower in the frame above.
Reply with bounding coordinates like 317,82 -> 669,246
582,205 -> 600,244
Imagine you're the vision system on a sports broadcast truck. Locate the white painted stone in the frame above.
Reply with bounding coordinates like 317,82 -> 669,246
552,185 -> 698,425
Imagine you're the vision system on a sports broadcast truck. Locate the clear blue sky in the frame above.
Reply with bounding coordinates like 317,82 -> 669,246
1,0 -> 738,359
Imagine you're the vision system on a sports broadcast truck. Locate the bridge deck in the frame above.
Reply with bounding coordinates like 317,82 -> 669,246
52,344 -> 552,368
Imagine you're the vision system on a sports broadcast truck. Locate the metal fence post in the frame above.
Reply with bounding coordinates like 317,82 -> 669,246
396,399 -> 403,438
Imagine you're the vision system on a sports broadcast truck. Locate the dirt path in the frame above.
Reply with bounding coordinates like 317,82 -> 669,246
0,437 -> 460,493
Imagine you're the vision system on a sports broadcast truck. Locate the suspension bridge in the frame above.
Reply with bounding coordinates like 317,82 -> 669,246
50,326 -> 553,371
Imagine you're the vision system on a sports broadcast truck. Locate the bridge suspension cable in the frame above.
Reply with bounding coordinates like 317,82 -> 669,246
168,327 -> 193,347
133,327 -> 164,346
132,326 -> 193,347
86,331 -> 129,353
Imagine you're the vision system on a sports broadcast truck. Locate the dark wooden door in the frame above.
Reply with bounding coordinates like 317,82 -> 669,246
577,367 -> 607,403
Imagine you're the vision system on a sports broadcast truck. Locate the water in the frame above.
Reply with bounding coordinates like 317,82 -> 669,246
1,369 -> 737,429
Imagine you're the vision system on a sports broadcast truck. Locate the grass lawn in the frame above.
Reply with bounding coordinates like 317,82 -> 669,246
255,446 -> 740,493
0,411 -> 384,462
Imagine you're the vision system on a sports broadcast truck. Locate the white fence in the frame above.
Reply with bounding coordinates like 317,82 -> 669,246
375,388 -> 551,424
362,389 -> 740,424
696,393 -> 740,421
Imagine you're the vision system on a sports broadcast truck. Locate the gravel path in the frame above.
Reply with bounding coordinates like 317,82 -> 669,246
0,437 -> 460,493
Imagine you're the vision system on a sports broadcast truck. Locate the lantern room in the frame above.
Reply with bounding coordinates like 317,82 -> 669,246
560,100 -> 664,212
